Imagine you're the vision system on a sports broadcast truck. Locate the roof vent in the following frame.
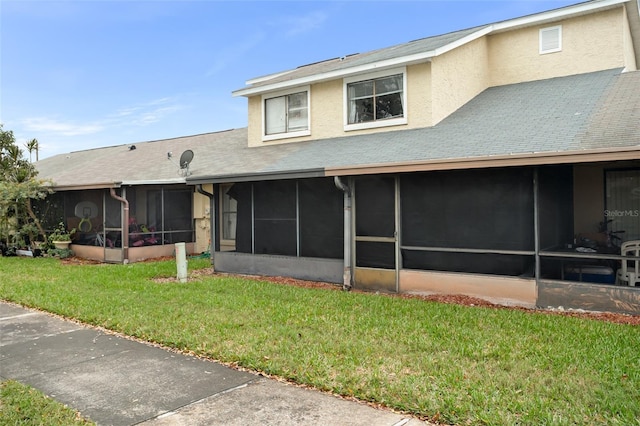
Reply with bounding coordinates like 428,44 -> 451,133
539,25 -> 562,54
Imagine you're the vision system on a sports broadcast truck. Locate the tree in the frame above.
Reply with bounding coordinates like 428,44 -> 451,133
0,125 -> 52,248
25,138 -> 39,163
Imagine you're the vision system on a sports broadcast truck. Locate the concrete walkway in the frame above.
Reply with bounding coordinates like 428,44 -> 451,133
0,302 -> 427,426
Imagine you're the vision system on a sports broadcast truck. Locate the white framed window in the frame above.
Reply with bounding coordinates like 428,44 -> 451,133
220,184 -> 237,242
262,86 -> 310,141
344,67 -> 407,132
539,25 -> 562,54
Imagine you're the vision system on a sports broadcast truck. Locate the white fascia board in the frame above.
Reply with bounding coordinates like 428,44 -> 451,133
232,32 -> 489,99
232,55 -> 435,97
120,178 -> 186,186
433,26 -> 494,56
245,69 -> 296,86
492,0 -> 629,31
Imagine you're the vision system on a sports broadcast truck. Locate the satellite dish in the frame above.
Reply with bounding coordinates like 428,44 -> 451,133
179,150 -> 194,169
179,150 -> 194,176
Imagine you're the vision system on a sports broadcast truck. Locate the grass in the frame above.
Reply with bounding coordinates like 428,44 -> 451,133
1,256 -> 639,425
0,380 -> 94,425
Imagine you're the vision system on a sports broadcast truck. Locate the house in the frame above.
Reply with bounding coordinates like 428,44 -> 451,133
36,0 -> 640,314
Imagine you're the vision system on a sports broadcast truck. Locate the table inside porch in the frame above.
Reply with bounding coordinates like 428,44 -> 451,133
539,246 -> 639,285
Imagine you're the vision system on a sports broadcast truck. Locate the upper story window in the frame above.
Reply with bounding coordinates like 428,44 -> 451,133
539,25 -> 562,54
262,87 -> 310,141
344,67 -> 407,131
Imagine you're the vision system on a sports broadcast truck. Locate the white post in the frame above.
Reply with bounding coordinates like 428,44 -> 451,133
175,242 -> 188,283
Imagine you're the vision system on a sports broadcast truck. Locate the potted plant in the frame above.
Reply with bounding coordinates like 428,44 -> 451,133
48,222 -> 76,250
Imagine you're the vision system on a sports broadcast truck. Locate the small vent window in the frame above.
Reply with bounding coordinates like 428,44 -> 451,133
540,25 -> 562,54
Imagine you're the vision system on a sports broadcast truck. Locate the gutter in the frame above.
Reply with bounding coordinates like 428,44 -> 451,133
195,184 -> 215,265
186,168 -> 325,185
325,146 -> 640,177
110,188 -> 129,264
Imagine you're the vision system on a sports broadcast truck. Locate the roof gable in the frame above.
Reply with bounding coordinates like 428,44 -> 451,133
233,0 -> 634,97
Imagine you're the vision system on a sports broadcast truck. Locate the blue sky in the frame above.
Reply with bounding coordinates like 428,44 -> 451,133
2,0 -> 579,160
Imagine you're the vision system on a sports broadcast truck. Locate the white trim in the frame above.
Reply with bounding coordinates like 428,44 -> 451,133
121,179 -> 186,185
261,85 -> 311,142
234,53 -> 435,98
539,25 -> 562,54
492,0 -> 627,32
343,67 -> 408,132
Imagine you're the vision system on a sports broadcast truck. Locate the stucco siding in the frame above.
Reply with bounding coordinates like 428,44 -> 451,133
488,8 -> 628,87
406,62 -> 431,127
247,96 -> 262,147
400,269 -> 537,308
431,37 -> 490,125
310,79 -> 344,140
623,6 -> 638,71
194,184 -> 213,254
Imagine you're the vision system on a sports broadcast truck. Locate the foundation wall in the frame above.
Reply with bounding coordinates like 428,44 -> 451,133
399,269 -> 537,308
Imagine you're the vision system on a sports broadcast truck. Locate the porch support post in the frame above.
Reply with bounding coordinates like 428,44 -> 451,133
533,168 -> 541,290
109,187 -> 129,264
196,184 -> 215,266
334,176 -> 352,290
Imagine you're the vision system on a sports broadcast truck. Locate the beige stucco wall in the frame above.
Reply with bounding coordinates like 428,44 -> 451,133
247,63 -> 432,147
431,36 -> 490,125
623,6 -> 638,71
309,79 -> 345,140
488,8 -> 629,87
247,96 -> 263,147
194,183 -> 213,253
400,269 -> 537,308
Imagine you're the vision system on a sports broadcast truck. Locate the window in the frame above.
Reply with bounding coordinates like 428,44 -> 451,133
345,68 -> 406,131
220,184 -> 237,241
540,25 -> 562,54
263,87 -> 310,141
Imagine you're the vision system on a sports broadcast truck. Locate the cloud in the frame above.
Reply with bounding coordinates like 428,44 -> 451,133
206,32 -> 266,77
21,97 -> 186,140
113,97 -> 186,126
21,117 -> 104,136
280,10 -> 328,37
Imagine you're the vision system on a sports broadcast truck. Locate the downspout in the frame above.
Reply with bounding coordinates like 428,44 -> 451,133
334,176 -> 352,291
109,188 -> 129,264
196,184 -> 215,266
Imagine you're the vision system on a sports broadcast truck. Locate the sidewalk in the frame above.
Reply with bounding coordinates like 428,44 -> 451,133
0,302 -> 427,426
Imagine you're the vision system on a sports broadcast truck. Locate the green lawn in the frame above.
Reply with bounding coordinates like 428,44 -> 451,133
1,256 -> 638,425
0,380 -> 94,425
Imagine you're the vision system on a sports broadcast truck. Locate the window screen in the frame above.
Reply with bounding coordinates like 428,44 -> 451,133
253,180 -> 297,256
299,178 -> 343,259
355,176 -> 395,238
606,169 -> 640,241
538,165 -> 573,250
227,182 -> 253,253
401,169 -> 534,251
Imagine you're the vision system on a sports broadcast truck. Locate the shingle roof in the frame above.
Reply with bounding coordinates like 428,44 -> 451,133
36,68 -> 640,188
